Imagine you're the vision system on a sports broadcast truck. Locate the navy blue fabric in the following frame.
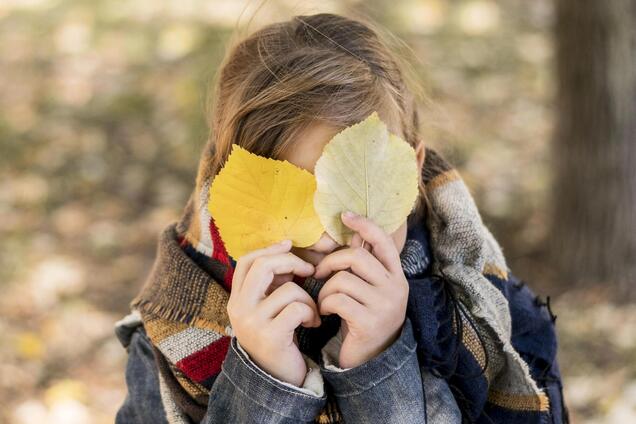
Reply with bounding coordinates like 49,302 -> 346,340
115,328 -> 169,424
403,217 -> 568,423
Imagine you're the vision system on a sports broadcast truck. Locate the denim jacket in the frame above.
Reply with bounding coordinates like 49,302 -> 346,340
115,210 -> 566,423
115,311 -> 458,423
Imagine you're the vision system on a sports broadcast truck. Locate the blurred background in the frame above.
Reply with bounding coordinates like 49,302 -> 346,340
1,0 -> 634,423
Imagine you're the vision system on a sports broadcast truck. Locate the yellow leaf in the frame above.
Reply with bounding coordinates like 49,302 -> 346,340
314,111 -> 419,245
208,144 -> 324,259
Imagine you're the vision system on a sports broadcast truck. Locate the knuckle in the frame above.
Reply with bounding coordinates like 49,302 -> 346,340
281,280 -> 296,290
287,251 -> 308,268
237,248 -> 260,264
280,280 -> 300,295
252,256 -> 267,270
333,293 -> 347,307
353,246 -> 367,260
290,301 -> 309,316
333,270 -> 349,282
354,246 -> 367,257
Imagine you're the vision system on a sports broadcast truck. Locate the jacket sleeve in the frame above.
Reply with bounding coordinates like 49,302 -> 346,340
203,335 -> 327,423
317,316 -> 427,423
115,326 -> 170,424
115,325 -> 328,424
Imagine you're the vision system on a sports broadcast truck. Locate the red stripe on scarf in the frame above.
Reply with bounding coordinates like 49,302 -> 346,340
175,336 -> 232,383
209,217 -> 234,291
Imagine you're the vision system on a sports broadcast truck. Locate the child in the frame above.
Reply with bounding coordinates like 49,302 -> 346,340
114,13 -> 568,424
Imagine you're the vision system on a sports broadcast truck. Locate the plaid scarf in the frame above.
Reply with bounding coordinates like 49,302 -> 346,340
124,146 -> 554,423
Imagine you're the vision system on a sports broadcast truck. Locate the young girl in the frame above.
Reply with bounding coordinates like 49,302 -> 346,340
114,13 -> 568,424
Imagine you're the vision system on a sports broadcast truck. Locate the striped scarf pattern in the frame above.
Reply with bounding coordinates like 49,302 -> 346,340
125,146 -> 551,423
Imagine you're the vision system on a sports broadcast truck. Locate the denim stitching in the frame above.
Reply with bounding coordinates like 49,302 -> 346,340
229,340 -> 326,401
220,367 -> 312,420
328,342 -> 418,397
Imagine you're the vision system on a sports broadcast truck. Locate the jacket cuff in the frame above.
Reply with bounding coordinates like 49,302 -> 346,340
220,336 -> 326,421
321,326 -> 350,371
235,338 -> 324,397
319,317 -> 418,396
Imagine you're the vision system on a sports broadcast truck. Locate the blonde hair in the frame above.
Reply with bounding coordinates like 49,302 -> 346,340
200,12 -> 427,220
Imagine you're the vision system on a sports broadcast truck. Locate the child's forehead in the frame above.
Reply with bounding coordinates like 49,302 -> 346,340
279,115 -> 403,174
279,122 -> 342,174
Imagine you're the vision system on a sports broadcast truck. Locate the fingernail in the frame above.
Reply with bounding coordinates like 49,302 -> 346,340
342,210 -> 357,219
279,239 -> 291,246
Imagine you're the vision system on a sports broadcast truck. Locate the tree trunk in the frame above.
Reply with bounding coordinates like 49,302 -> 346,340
550,0 -> 636,300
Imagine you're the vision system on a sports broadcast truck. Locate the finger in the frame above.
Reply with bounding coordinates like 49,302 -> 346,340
317,270 -> 377,307
350,231 -> 361,248
351,231 -> 372,252
258,281 -> 321,326
232,239 -> 292,293
270,301 -> 318,335
243,252 -> 315,304
341,211 -> 401,273
265,273 -> 295,296
319,292 -> 369,326
313,247 -> 390,287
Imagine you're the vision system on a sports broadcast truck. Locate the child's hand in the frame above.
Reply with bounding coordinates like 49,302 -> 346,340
314,211 -> 409,369
227,240 -> 321,388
